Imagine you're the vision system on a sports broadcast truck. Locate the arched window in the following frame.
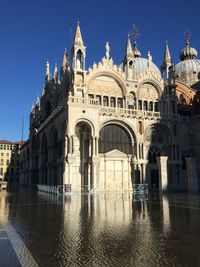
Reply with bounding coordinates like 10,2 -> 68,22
138,121 -> 143,135
129,60 -> 133,68
110,97 -> 116,107
138,100 -> 142,110
144,101 -> 148,111
149,101 -> 153,111
76,49 -> 83,69
117,98 -> 123,108
99,124 -> 132,154
96,95 -> 101,105
103,96 -> 108,106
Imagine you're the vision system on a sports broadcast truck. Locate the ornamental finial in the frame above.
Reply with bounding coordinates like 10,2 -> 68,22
129,24 -> 140,42
184,27 -> 191,44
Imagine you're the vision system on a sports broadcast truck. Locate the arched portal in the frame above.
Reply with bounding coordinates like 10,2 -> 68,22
75,121 -> 93,191
99,124 -> 132,154
98,123 -> 135,191
145,124 -> 171,189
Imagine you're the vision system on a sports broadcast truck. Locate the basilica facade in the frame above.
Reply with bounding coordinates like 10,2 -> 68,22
19,23 -> 200,193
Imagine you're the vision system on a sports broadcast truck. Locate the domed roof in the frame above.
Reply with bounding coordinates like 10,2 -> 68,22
175,59 -> 200,76
134,57 -> 161,76
175,40 -> 200,82
121,41 -> 161,77
120,57 -> 161,77
180,40 -> 197,60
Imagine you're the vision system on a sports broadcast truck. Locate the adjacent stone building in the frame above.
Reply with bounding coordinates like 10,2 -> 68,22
19,23 -> 200,193
0,140 -> 24,183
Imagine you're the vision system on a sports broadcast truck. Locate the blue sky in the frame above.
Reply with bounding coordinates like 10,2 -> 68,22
0,0 -> 200,142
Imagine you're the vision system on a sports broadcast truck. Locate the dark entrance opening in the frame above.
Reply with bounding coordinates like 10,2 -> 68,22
150,169 -> 159,189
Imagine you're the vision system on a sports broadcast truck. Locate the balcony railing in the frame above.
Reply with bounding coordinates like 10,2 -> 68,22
68,96 -> 161,119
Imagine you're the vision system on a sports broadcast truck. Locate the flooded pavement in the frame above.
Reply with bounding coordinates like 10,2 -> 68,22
1,188 -> 200,266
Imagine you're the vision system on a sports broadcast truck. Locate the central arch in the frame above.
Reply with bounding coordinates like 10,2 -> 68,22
98,121 -> 136,191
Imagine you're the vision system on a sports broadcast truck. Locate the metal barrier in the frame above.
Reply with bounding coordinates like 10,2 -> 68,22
132,184 -> 148,194
37,183 -> 148,195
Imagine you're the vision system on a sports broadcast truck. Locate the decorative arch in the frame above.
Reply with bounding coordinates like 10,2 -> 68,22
86,70 -> 127,97
99,124 -> 132,154
144,123 -> 172,144
71,117 -> 96,136
100,119 -> 137,144
138,79 -> 163,100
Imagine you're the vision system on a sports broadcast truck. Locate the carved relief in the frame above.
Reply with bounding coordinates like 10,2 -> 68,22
138,83 -> 158,101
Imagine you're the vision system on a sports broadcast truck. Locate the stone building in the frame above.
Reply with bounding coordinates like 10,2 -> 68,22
19,23 -> 200,193
0,140 -> 24,183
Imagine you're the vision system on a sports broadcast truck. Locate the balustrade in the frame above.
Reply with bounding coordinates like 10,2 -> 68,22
68,96 -> 162,119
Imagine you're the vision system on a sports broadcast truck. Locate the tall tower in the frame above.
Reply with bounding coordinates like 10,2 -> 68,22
71,20 -> 87,96
123,35 -> 134,80
71,20 -> 86,70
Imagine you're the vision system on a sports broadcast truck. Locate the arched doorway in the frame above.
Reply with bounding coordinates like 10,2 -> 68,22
145,124 -> 170,189
74,121 -> 92,191
98,123 -> 134,191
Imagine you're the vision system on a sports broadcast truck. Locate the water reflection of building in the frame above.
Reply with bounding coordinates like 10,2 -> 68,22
19,23 -> 200,192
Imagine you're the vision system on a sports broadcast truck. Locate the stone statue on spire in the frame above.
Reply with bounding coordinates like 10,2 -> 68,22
105,42 -> 110,59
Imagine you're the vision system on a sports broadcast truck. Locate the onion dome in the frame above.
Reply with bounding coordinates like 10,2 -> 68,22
175,40 -> 200,88
133,41 -> 141,58
180,40 -> 197,60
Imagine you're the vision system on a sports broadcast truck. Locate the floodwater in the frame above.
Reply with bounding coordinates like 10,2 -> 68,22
1,188 -> 200,267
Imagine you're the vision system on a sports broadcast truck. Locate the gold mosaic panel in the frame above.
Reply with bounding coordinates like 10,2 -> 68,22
88,76 -> 123,97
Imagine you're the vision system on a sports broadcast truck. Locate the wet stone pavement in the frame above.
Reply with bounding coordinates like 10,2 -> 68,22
1,187 -> 200,266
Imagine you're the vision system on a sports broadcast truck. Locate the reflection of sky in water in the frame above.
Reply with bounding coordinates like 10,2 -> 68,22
1,190 -> 200,266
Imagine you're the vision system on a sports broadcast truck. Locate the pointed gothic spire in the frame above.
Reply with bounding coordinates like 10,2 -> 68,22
62,47 -> 69,68
125,35 -> 133,58
45,60 -> 51,82
53,62 -> 59,83
163,40 -> 172,67
74,19 -> 84,46
60,48 -> 69,81
161,41 -> 172,78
